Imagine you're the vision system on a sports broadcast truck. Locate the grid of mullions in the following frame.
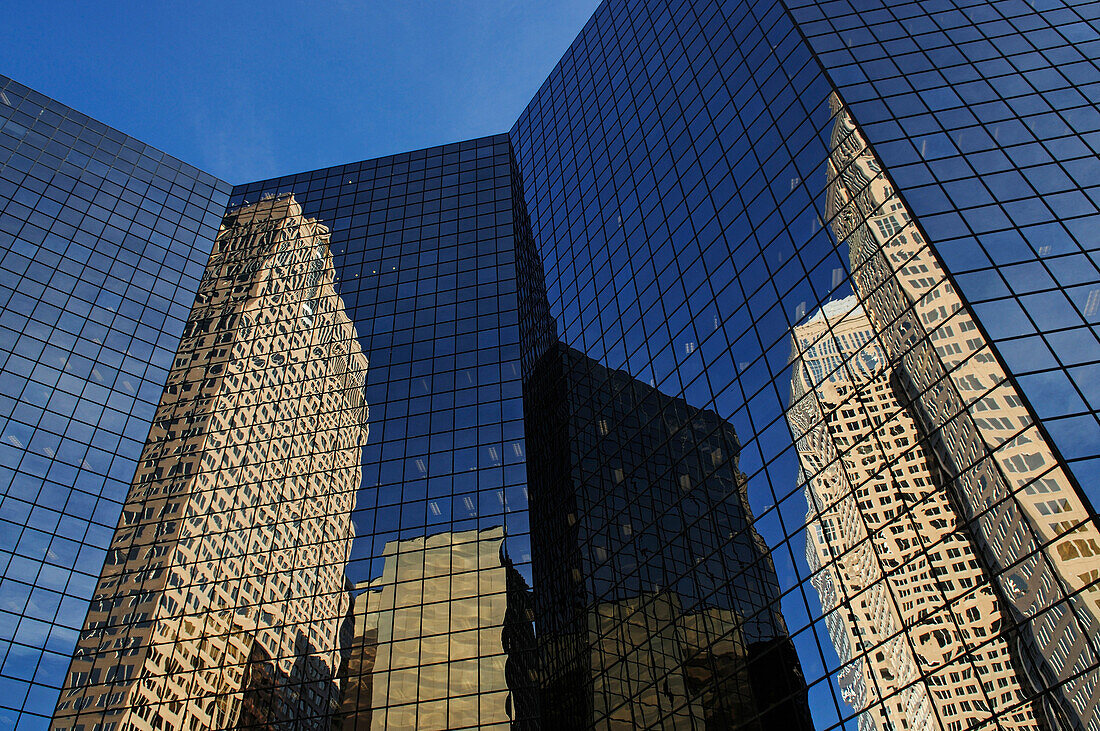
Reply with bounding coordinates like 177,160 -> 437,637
231,134 -> 537,729
787,303 -> 1052,731
512,0 -> 1099,728
829,102 -> 1100,728
0,74 -> 230,729
523,340 -> 814,728
51,196 -> 368,730
787,0 -> 1100,501
514,0 -> 859,718
1,0 -> 1098,727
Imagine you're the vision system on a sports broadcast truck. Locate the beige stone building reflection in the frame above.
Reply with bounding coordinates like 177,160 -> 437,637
336,527 -> 533,730
586,592 -> 766,730
789,299 -> 1041,731
51,194 -> 369,730
826,95 -> 1100,729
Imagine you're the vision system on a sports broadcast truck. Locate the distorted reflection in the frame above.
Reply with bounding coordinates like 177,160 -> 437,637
788,299 -> 1042,730
808,95 -> 1100,730
52,195 -> 369,730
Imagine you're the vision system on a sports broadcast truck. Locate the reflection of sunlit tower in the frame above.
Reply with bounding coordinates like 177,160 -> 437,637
828,94 -> 1100,729
334,526 -> 538,730
788,298 -> 1042,731
51,195 -> 369,730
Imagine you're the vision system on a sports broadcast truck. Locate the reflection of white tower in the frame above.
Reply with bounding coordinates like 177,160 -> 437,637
828,94 -> 1100,729
52,195 -> 369,730
788,298 -> 1041,731
343,527 -> 514,730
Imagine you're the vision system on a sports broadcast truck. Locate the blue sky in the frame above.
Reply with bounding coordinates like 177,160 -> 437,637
0,1 -> 600,183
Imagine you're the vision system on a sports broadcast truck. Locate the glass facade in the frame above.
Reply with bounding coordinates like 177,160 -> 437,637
1,0 -> 1098,729
229,134 -> 539,730
789,0 -> 1100,502
0,75 -> 231,728
524,342 -> 814,729
50,195 -> 368,730
509,1 -> 1099,728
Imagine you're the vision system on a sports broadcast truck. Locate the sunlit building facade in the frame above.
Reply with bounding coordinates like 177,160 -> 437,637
1,0 -> 1099,728
790,299 -> 1042,731
50,195 -> 369,730
828,100 -> 1100,729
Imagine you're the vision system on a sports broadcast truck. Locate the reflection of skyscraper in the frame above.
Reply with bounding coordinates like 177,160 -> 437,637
50,195 -> 369,730
335,526 -> 537,730
334,583 -> 380,728
789,298 -> 1041,731
5,0 -> 1100,725
526,342 -> 813,730
229,135 -> 537,731
827,97 -> 1100,729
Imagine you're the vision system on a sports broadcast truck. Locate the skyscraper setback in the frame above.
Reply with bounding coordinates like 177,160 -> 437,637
1,0 -> 1099,728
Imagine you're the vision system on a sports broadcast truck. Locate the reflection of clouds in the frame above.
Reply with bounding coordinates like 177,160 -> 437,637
9,621 -> 82,660
1018,369 -> 1089,418
12,616 -> 51,648
4,641 -> 48,660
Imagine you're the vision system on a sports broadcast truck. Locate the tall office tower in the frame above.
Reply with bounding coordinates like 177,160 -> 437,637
827,100 -> 1100,728
512,2 -> 1100,730
789,298 -> 1042,731
525,342 -> 813,729
229,134 -> 542,729
0,75 -> 231,727
50,195 -> 369,730
335,527 -> 536,730
2,0 -> 1099,728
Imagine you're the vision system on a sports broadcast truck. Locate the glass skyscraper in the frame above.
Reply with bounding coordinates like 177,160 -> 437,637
0,75 -> 231,728
2,0 -> 1098,729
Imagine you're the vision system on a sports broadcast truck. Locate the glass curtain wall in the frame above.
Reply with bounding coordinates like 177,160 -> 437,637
511,0 -> 1100,729
0,74 -> 230,729
1,0 -> 1098,728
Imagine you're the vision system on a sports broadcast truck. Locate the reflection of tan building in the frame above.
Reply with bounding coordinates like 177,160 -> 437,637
789,299 -> 1041,731
588,593 -> 764,730
339,527 -> 524,730
826,96 -> 1100,729
589,592 -> 706,728
51,194 -> 369,730
335,584 -> 381,727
